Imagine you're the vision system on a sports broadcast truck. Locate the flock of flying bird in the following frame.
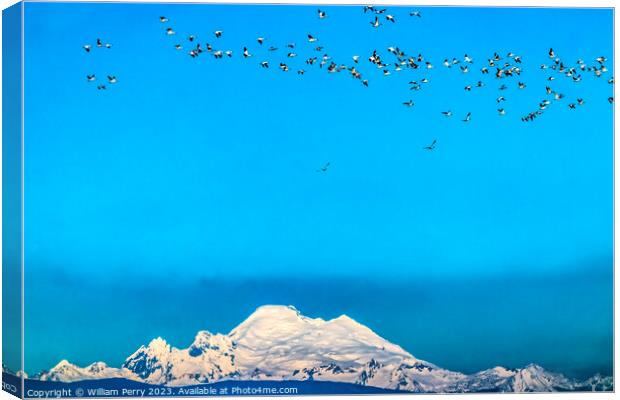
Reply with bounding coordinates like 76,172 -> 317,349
83,6 -> 613,169
83,38 -> 117,90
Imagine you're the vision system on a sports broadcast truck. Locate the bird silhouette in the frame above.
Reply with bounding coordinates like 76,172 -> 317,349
423,140 -> 437,151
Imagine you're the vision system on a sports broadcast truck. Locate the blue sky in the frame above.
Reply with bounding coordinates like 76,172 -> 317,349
21,3 -> 612,378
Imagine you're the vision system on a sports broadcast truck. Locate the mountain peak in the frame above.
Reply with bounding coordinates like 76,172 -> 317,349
146,337 -> 169,351
228,305 -> 323,340
240,305 -> 304,323
54,360 -> 73,369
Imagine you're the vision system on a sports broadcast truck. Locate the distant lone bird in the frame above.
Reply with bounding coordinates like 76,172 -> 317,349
159,16 -> 168,22
410,10 -> 421,17
107,75 -> 117,84
423,140 -> 437,151
403,100 -> 414,107
83,44 -> 91,52
214,30 -> 223,38
316,162 -> 330,172
307,34 -> 318,42
462,112 -> 472,122
257,37 -> 264,45
166,28 -> 175,35
318,9 -> 327,19
86,74 -> 96,82
370,16 -> 381,28
441,110 -> 452,117
386,15 -> 396,23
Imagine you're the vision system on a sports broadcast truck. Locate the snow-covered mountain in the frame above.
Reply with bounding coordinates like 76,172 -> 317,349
34,305 -> 612,393
37,360 -> 135,382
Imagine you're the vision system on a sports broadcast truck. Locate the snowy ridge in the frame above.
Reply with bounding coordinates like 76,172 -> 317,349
34,305 -> 612,393
37,360 -> 136,382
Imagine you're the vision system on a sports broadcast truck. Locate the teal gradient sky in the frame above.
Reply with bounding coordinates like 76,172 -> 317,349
20,3 -> 612,379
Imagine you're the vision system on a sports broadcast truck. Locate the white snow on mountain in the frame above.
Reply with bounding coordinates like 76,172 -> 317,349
35,305 -> 612,393
37,360 -> 137,382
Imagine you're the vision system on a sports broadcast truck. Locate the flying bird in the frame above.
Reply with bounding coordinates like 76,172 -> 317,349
318,9 -> 327,19
462,112 -> 471,122
423,140 -> 437,151
214,30 -> 223,38
316,162 -> 330,172
159,16 -> 168,22
107,76 -> 117,84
